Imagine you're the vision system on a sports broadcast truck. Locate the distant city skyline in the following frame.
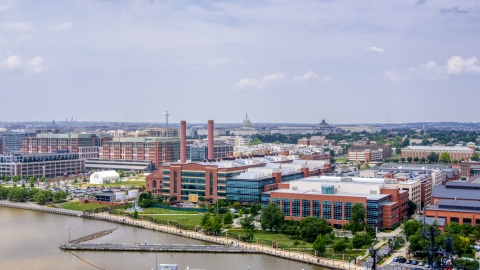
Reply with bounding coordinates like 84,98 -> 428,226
0,0 -> 479,123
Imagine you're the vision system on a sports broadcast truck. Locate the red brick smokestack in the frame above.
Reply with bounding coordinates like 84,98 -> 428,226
208,120 -> 214,159
180,120 -> 186,163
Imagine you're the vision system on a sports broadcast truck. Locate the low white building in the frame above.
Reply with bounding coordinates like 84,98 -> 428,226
90,171 -> 120,184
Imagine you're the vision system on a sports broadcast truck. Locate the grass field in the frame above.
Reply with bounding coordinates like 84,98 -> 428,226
228,229 -> 311,246
59,201 -> 109,211
141,207 -> 199,215
144,214 -> 203,227
228,229 -> 366,260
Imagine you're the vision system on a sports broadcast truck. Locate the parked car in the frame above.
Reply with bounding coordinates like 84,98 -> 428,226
405,260 -> 412,264
398,258 -> 406,263
412,260 -> 418,265
418,261 -> 424,266
393,257 -> 398,262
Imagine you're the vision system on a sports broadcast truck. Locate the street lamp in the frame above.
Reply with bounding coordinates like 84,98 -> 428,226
65,225 -> 74,243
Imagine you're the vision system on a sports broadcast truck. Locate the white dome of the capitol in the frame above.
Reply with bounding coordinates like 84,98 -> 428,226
242,113 -> 252,129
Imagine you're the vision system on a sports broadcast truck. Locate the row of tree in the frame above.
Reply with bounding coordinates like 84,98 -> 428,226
0,185 -> 67,204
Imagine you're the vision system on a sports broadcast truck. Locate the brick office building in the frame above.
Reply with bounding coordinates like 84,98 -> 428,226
460,161 -> 480,178
348,145 -> 392,160
146,157 -> 330,201
401,146 -> 474,161
22,133 -> 109,154
100,137 -> 180,167
261,179 -> 409,229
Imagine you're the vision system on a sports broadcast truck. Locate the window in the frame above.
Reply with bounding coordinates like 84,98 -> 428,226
302,200 -> 311,217
450,217 -> 459,223
344,202 -> 352,221
153,180 -> 157,188
282,198 -> 290,216
273,197 -> 280,206
323,201 -> 331,220
334,201 -> 342,220
313,200 -> 321,218
463,218 -> 472,224
292,199 -> 300,217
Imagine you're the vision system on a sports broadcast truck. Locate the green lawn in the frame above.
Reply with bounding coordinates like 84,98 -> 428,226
59,201 -> 109,211
143,214 -> 203,227
140,207 -> 199,215
229,229 -> 366,260
228,229 -> 311,246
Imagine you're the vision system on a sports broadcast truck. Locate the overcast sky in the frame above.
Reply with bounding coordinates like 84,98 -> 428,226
0,0 -> 479,124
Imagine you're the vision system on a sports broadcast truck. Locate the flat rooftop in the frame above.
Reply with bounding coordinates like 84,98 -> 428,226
266,189 -> 390,200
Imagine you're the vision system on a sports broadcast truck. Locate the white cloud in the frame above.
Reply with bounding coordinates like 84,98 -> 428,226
209,58 -> 229,65
237,59 -> 247,65
292,71 -> 330,82
235,73 -> 285,89
54,22 -> 73,30
0,54 -> 47,75
292,71 -> 318,82
25,57 -> 47,74
447,56 -> 480,74
385,56 -> 480,81
367,46 -> 385,53
1,21 -> 33,31
0,54 -> 22,69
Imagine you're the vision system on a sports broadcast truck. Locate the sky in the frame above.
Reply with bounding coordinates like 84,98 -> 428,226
0,0 -> 479,124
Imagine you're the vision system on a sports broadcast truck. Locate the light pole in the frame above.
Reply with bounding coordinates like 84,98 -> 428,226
333,253 -> 335,266
65,225 -> 74,243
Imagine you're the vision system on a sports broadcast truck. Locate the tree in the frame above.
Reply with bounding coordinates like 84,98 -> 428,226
407,157 -> 413,163
407,200 -> 417,217
211,215 -> 223,235
82,177 -> 87,183
260,203 -> 284,232
29,177 -> 35,188
403,219 -> 422,238
352,233 -> 371,250
472,153 -> 480,161
366,225 -> 376,239
427,152 -> 439,163
232,202 -> 242,210
299,217 -> 333,242
453,159 -> 458,164
439,152 -> 451,163
420,158 -> 426,163
241,214 -> 255,240
402,139 -> 410,147
401,158 -> 406,162
413,157 -> 420,162
332,239 -> 347,253
249,203 -> 261,217
312,234 -> 327,253
346,203 -> 366,235
133,209 -> 138,219
53,190 -> 67,203
35,192 -> 46,205
223,212 -> 234,227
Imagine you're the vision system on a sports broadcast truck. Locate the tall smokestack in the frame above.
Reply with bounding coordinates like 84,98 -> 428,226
208,120 -> 214,160
180,120 -> 186,163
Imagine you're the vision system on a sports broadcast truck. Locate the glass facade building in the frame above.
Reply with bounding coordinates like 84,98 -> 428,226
227,177 -> 275,203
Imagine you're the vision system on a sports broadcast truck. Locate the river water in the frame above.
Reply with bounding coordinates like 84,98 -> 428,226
0,207 -> 326,270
